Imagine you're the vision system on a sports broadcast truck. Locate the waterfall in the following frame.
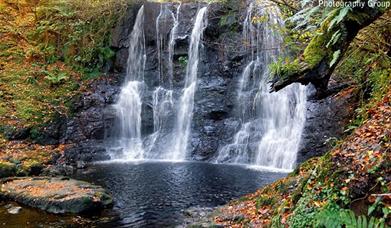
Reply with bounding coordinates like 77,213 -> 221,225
107,3 -> 306,167
125,6 -> 146,83
108,4 -> 209,161
144,4 -> 179,159
169,7 -> 208,161
168,3 -> 181,88
109,6 -> 146,160
216,2 -> 306,170
153,3 -> 180,134
144,4 -> 181,159
156,5 -> 164,85
153,88 -> 174,132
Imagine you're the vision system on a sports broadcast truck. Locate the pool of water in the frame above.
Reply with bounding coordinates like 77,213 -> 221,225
74,161 -> 286,227
0,161 -> 286,227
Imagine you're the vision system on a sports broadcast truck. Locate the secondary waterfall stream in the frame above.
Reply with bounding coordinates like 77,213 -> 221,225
169,6 -> 208,160
109,6 -> 146,160
215,1 -> 306,170
108,1 -> 306,170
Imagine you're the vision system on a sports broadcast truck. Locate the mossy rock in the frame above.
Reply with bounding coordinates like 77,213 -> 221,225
303,34 -> 329,67
0,162 -> 16,178
21,160 -> 44,176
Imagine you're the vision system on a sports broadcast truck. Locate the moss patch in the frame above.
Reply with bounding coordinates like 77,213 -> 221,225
0,161 -> 16,178
303,32 -> 331,67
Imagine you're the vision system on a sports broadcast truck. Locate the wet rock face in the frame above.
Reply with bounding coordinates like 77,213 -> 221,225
0,177 -> 113,214
296,87 -> 359,163
62,74 -> 122,164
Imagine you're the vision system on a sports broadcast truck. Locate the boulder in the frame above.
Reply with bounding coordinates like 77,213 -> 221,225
0,177 -> 112,214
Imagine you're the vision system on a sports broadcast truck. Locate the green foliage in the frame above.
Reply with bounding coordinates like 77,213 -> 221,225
0,105 -> 6,116
43,69 -> 69,85
31,0 -> 127,71
330,50 -> 341,67
327,6 -> 351,32
290,0 -> 352,32
281,1 -> 356,76
368,197 -> 382,216
29,127 -> 41,141
255,195 -> 275,209
178,56 -> 188,67
288,196 -> 317,227
14,100 -> 39,121
338,45 -> 390,130
368,69 -> 390,102
284,4 -> 338,68
20,160 -> 44,176
269,57 -> 301,79
316,204 -> 386,228
326,30 -> 341,48
0,0 -> 130,128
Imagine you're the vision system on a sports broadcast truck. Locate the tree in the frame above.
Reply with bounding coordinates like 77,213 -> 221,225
270,1 -> 388,97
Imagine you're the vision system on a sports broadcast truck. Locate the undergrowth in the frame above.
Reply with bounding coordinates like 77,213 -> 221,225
336,10 -> 391,132
0,0 -> 130,129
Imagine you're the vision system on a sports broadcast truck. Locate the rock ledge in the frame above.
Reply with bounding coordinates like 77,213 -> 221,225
0,177 -> 112,214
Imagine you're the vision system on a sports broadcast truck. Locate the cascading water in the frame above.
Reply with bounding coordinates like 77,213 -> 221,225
168,4 -> 181,88
109,6 -> 146,160
109,4 -> 209,161
156,4 -> 180,87
216,1 -> 307,170
144,4 -> 180,158
169,7 -> 208,161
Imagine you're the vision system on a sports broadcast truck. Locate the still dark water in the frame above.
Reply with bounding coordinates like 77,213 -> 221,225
76,161 -> 285,227
0,161 -> 285,227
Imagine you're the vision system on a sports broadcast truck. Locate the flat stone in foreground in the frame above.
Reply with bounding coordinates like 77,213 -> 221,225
0,177 -> 112,214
